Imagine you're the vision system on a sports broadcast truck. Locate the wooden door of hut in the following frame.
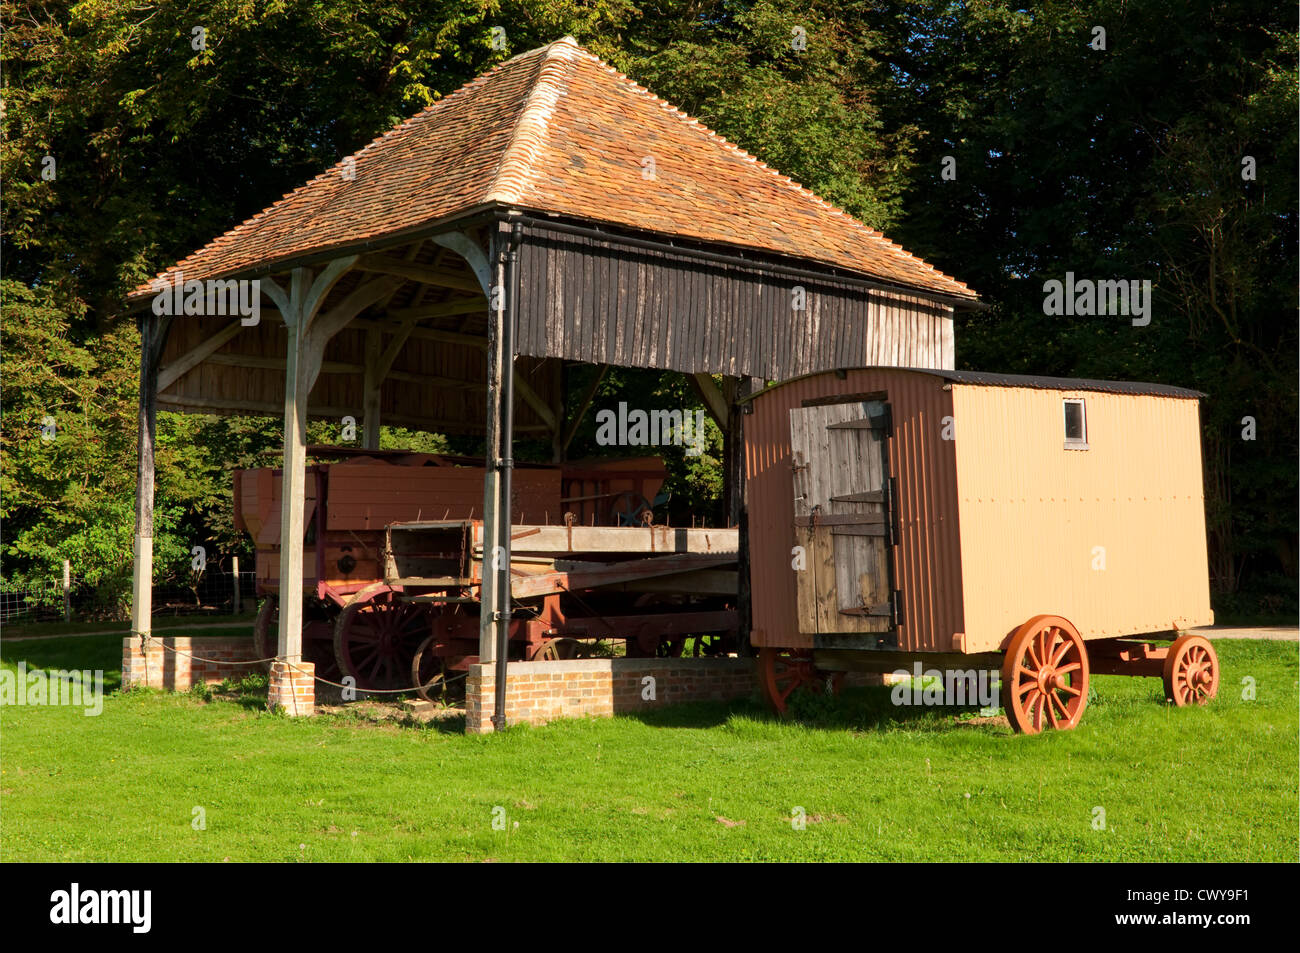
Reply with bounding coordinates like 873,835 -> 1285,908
789,401 -> 896,639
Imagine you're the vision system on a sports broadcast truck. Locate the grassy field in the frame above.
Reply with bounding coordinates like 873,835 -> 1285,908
1,633 -> 1295,862
0,613 -> 255,640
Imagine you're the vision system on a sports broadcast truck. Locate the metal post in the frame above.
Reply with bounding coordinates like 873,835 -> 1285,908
491,222 -> 521,730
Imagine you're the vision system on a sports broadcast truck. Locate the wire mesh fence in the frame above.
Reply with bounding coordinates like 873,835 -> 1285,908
0,569 -> 259,625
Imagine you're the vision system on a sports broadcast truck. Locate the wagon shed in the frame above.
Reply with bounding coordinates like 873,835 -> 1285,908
744,366 -> 1216,731
122,37 -> 981,723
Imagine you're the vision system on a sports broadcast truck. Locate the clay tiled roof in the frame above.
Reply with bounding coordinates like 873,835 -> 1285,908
129,37 -> 976,303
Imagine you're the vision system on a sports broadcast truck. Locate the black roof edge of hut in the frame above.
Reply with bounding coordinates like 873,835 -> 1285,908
743,366 -> 1206,401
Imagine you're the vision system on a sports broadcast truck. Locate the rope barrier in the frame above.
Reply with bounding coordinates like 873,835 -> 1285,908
130,634 -> 466,696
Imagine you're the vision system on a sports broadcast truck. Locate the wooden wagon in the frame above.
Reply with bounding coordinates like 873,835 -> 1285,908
233,448 -> 739,692
743,367 -> 1220,733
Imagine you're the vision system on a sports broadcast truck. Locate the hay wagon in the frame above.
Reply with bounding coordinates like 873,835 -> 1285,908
233,448 -> 739,693
743,367 -> 1220,733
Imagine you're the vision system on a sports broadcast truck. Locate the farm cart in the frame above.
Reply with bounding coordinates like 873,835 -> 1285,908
386,520 -> 740,697
743,367 -> 1219,733
233,448 -> 739,692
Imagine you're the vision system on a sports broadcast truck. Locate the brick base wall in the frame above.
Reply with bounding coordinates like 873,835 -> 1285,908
268,660 -> 315,716
465,657 -> 758,734
121,636 -> 261,692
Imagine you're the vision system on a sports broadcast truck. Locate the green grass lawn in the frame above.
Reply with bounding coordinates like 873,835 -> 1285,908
1,634 -> 1295,862
0,613 -> 256,640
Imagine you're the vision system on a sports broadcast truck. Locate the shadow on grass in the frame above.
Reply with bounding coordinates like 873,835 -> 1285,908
620,686 -> 1009,735
1,634 -> 124,693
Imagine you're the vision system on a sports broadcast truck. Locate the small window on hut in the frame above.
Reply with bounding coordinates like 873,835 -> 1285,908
1063,399 -> 1088,449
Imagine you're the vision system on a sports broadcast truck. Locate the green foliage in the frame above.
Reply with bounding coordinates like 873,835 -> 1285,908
2,1 -> 1293,613
564,365 -> 726,524
876,0 -> 1298,609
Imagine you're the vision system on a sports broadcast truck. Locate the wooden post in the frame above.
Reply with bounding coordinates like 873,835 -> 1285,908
362,328 -> 382,449
722,375 -> 746,527
550,359 -> 565,463
262,258 -> 367,665
724,375 -> 753,652
231,555 -> 242,615
131,312 -> 172,642
430,230 -> 499,665
62,560 -> 71,622
276,267 -> 311,663
479,238 -> 503,665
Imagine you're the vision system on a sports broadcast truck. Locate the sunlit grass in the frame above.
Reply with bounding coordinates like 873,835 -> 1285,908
1,636 -> 1294,862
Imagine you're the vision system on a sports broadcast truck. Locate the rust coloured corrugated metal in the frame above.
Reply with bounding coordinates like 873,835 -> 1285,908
951,385 -> 1213,652
745,368 -> 963,652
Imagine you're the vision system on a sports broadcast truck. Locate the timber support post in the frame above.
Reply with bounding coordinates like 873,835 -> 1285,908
724,375 -> 754,652
131,311 -> 173,648
430,230 -> 499,670
362,328 -> 383,448
261,256 -> 367,703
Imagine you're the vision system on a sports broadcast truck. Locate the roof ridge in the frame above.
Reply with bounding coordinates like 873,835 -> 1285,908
568,47 -> 971,295
483,36 -> 580,205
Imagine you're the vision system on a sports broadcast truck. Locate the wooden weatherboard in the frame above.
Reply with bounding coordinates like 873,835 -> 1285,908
790,401 -> 895,635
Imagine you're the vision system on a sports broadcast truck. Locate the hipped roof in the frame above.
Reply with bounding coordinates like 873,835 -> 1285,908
128,37 -> 976,305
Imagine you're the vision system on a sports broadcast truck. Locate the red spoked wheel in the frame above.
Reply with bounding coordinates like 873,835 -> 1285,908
1163,634 -> 1219,707
1001,615 -> 1090,734
333,590 -> 430,692
253,596 -> 340,681
758,648 -> 843,716
529,637 -> 595,661
411,635 -> 449,702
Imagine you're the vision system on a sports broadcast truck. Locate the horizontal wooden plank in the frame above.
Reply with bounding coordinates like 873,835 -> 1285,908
839,604 -> 893,618
829,490 -> 884,503
605,568 -> 738,596
825,418 -> 886,431
794,513 -> 886,526
468,524 -> 739,555
830,525 -> 889,537
510,555 -> 735,599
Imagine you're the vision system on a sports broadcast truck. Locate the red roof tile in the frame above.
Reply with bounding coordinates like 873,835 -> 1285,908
129,37 -> 976,303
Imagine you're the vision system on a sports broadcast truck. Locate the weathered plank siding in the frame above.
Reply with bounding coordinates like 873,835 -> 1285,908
512,225 -> 956,378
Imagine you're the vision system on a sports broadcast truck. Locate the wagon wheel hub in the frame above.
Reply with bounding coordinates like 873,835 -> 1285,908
757,648 -> 843,716
1163,635 -> 1220,706
1001,616 -> 1090,735
334,591 -> 431,692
